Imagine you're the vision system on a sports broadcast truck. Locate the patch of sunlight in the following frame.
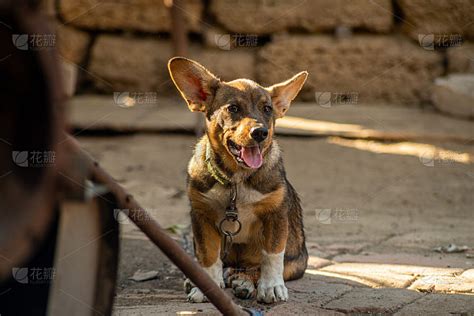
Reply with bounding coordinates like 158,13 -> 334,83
328,137 -> 472,164
305,259 -> 470,291
306,269 -> 381,288
277,116 -> 366,133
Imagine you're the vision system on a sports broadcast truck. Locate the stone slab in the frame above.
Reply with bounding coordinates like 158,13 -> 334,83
281,104 -> 474,143
69,95 -> 197,133
257,35 -> 443,104
384,229 -> 474,251
88,36 -> 256,93
323,288 -> 422,313
447,43 -> 474,73
332,251 -> 474,270
398,0 -> 474,41
69,96 -> 474,145
56,25 -> 91,65
320,263 -> 423,288
286,277 -> 354,307
394,293 -> 474,315
60,0 -> 203,33
211,0 -> 393,34
409,274 -> 474,293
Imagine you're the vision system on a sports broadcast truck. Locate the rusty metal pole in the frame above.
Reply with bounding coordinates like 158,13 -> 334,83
63,137 -> 247,316
170,0 -> 188,56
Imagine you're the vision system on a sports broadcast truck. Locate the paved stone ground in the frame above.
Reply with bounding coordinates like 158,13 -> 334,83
75,98 -> 474,315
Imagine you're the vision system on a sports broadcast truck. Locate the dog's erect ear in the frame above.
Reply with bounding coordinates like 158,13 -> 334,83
268,71 -> 308,118
168,57 -> 220,112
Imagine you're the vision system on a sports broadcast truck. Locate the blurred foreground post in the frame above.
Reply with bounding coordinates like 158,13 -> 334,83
169,0 -> 188,56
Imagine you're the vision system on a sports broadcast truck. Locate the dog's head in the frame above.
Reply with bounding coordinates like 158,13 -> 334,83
168,57 -> 307,170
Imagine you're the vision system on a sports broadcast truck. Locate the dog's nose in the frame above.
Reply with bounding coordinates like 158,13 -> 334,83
250,127 -> 268,143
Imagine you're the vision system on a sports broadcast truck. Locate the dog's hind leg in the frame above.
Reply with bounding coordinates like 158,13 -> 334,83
283,181 -> 308,281
283,247 -> 308,281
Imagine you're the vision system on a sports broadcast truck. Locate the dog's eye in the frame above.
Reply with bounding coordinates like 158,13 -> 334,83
263,105 -> 273,114
228,104 -> 240,113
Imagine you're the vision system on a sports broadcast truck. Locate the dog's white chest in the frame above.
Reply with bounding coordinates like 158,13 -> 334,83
203,183 -> 264,244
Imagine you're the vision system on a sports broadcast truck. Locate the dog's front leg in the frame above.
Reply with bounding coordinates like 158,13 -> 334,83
187,212 -> 224,303
257,216 -> 289,303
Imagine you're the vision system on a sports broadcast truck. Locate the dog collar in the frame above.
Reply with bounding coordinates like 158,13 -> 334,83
205,142 -> 232,186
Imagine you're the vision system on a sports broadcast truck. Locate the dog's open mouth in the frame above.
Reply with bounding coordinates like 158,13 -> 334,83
227,140 -> 263,169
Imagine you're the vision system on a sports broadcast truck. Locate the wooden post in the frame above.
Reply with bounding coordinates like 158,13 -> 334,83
170,0 -> 188,56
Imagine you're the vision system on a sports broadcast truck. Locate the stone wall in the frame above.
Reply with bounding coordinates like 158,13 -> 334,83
43,0 -> 474,105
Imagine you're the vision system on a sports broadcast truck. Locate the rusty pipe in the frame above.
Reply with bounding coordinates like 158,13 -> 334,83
63,135 -> 247,316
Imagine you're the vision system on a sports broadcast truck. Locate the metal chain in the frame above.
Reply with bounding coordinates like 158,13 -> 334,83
219,183 -> 241,260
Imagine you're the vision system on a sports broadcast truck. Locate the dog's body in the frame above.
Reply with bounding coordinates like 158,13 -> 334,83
168,58 -> 308,303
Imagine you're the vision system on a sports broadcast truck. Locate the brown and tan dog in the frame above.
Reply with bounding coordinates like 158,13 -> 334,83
168,57 -> 308,304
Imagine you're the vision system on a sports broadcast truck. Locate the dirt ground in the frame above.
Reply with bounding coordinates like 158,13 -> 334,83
78,122 -> 474,315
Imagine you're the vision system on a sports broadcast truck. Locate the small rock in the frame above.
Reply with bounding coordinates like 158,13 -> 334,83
136,289 -> 151,294
432,74 -> 474,119
433,244 -> 470,253
129,269 -> 159,282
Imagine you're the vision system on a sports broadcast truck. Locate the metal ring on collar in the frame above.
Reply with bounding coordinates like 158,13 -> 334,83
218,218 -> 242,236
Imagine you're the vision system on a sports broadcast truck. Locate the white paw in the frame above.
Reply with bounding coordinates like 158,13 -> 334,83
186,281 -> 224,303
220,280 -> 225,288
258,250 -> 288,303
257,279 -> 288,303
187,287 -> 207,303
186,258 -> 225,303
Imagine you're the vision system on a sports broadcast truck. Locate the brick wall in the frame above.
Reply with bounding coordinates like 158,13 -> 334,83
44,0 -> 474,105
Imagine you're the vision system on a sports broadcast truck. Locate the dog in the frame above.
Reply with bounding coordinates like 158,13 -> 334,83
168,57 -> 308,304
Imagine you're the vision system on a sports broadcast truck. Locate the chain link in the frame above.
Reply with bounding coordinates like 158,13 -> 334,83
219,183 -> 241,260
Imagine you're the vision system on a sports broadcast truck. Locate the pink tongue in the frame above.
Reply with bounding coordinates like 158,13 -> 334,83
241,146 -> 263,169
